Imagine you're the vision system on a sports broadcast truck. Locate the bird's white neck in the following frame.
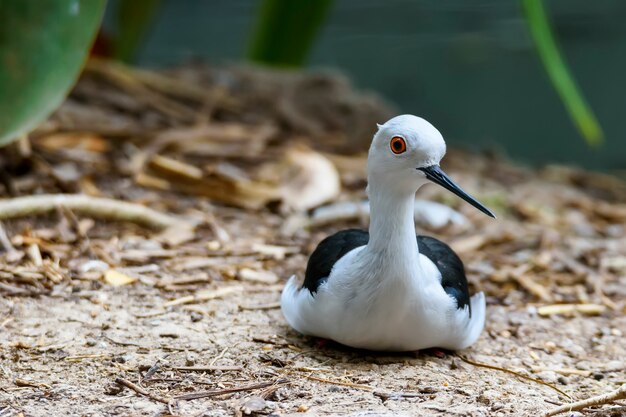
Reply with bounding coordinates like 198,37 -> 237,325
366,178 -> 420,262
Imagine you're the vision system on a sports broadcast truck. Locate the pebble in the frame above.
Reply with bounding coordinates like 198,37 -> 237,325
185,352 -> 197,366
536,371 -> 558,384
477,389 -> 500,405
78,260 -> 110,273
491,402 -> 505,411
545,341 -> 557,352
269,387 -> 289,402
104,382 -> 123,395
241,396 -> 267,415
605,360 -> 622,371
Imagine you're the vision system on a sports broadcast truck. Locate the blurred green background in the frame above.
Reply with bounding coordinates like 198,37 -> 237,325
2,0 -> 624,171
100,0 -> 625,170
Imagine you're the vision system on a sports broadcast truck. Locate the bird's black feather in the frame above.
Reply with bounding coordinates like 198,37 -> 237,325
302,229 -> 369,294
416,235 -> 471,314
302,230 -> 471,314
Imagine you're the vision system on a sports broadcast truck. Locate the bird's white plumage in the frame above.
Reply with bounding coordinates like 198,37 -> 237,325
281,115 -> 487,351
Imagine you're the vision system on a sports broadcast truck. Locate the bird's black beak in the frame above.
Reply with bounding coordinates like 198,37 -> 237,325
418,165 -> 496,218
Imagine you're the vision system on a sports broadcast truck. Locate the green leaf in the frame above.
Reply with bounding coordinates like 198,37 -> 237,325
247,0 -> 334,68
522,0 -> 604,146
0,0 -> 106,146
113,0 -> 162,63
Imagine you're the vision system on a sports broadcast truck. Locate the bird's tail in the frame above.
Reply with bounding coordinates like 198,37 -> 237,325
457,291 -> 486,349
280,275 -> 303,331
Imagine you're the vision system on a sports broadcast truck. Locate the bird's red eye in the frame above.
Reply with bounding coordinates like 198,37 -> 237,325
390,136 -> 407,154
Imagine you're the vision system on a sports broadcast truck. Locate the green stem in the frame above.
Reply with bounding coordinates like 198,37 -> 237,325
522,0 -> 603,146
247,0 -> 334,68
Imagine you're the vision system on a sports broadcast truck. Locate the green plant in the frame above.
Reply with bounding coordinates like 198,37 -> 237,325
112,0 -> 162,62
247,0 -> 334,68
523,0 -> 604,146
0,0 -> 106,146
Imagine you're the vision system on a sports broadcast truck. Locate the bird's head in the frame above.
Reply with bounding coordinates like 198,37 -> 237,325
368,114 -> 495,218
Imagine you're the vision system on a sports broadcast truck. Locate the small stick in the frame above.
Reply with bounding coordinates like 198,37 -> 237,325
512,273 -> 553,302
115,377 -> 172,405
543,384 -> 626,417
456,355 -> 571,400
0,281 -> 31,295
537,303 -> 606,317
174,378 -> 289,401
530,366 -> 591,377
209,346 -> 230,367
239,302 -> 281,311
173,365 -> 243,372
14,378 -> 51,389
303,375 -> 373,391
0,194 -> 193,230
251,337 -> 288,346
104,335 -> 144,347
0,221 -> 16,253
163,286 -> 243,307
373,391 -> 431,401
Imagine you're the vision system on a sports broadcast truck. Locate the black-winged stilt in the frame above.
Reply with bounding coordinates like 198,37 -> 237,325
281,115 -> 495,351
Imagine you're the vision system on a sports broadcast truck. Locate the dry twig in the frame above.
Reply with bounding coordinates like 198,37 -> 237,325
163,285 -> 243,307
115,377 -> 172,405
173,365 -> 243,372
174,379 -> 289,401
543,384 -> 626,416
0,281 -> 32,295
239,302 -> 281,311
373,391 -> 431,401
537,304 -> 606,317
0,221 -> 16,253
510,265 -> 553,302
292,372 -> 373,391
456,355 -> 571,400
0,194 -> 193,230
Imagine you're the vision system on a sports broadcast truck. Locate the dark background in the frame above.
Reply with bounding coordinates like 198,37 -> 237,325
104,0 -> 626,170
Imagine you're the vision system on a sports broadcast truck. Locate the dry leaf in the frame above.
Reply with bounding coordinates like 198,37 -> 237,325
537,304 -> 606,317
153,123 -> 276,158
238,268 -> 279,284
324,152 -> 368,185
104,270 -> 137,287
136,169 -> 279,210
156,226 -> 196,246
279,146 -> 341,211
164,285 -> 244,307
251,243 -> 299,260
149,154 -> 203,180
36,132 -> 109,153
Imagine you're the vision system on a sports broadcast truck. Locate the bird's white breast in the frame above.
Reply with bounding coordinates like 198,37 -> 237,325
281,246 -> 478,351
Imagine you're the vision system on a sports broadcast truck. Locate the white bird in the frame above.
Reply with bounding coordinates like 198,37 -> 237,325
281,115 -> 495,352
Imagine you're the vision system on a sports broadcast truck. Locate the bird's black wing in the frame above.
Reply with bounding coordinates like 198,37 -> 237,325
302,230 -> 471,313
303,229 -> 370,294
417,235 -> 471,314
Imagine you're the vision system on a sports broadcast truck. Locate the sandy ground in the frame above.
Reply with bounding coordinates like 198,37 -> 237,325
1,194 -> 624,417
1,288 -> 625,417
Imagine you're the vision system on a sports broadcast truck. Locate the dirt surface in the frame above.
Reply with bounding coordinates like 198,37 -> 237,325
1,61 -> 625,417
